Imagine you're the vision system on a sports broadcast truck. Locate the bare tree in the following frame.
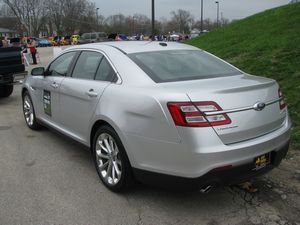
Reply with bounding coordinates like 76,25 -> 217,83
3,0 -> 46,36
105,14 -> 127,34
0,3 -> 14,16
170,9 -> 194,34
0,4 -> 22,32
45,0 -> 64,35
132,14 -> 151,35
2,1 -> 228,37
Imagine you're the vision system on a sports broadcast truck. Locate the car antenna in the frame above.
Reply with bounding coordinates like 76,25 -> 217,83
159,42 -> 167,47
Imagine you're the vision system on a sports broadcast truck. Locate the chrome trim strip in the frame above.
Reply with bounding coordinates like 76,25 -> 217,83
204,97 -> 283,116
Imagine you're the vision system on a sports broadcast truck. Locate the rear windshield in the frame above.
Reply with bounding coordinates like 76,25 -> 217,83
129,50 -> 242,83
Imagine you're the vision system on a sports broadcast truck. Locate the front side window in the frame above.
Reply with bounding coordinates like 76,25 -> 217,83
47,52 -> 76,76
95,57 -> 115,82
72,51 -> 103,80
129,50 -> 242,83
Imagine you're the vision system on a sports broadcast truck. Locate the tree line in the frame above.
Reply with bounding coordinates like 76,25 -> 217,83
0,0 -> 230,36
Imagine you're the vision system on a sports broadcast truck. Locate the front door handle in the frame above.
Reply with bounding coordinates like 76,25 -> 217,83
50,82 -> 59,89
85,89 -> 98,98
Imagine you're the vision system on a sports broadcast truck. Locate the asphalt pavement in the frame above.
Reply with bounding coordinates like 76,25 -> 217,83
0,47 -> 299,225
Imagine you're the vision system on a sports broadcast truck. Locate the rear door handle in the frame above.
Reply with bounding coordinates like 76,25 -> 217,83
50,82 -> 59,89
85,89 -> 98,98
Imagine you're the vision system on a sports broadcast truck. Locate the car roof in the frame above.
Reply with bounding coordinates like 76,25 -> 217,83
71,41 -> 200,54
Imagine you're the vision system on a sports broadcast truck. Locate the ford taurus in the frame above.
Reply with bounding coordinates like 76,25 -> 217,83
22,42 -> 291,192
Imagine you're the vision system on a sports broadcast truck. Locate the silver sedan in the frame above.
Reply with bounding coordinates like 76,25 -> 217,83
22,42 -> 291,192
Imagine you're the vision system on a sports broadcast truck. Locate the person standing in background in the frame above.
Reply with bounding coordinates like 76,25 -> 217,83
28,39 -> 37,65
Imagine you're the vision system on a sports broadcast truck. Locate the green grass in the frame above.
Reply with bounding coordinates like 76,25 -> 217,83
186,3 -> 300,149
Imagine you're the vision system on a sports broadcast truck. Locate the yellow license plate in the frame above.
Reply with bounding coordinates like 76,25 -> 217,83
254,153 -> 271,170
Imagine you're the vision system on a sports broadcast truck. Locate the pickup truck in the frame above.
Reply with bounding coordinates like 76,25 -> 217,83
0,47 -> 25,97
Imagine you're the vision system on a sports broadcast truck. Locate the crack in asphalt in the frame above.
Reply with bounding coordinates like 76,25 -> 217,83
224,180 -> 300,225
123,194 -> 144,225
227,186 -> 261,206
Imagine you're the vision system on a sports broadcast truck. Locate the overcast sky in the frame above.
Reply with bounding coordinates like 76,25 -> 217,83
94,0 -> 290,21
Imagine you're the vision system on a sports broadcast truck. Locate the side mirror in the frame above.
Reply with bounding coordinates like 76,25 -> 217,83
31,67 -> 45,76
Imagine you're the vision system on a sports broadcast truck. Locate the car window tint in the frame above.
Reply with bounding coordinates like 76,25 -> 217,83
98,32 -> 107,37
81,33 -> 90,39
129,50 -> 242,83
95,57 -> 115,82
72,51 -> 103,80
91,33 -> 97,39
48,52 -> 76,76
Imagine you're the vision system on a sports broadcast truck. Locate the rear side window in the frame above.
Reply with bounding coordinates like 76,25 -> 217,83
48,52 -> 76,76
95,58 -> 115,82
129,50 -> 242,83
91,33 -> 97,39
72,51 -> 103,80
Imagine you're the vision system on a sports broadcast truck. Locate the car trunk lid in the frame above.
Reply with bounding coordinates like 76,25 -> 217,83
161,75 -> 287,144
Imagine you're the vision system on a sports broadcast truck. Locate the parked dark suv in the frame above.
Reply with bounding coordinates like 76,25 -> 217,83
78,32 -> 108,44
0,47 -> 25,97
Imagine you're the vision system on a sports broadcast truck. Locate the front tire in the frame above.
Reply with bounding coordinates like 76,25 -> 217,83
93,125 -> 134,192
22,91 -> 41,130
0,85 -> 13,97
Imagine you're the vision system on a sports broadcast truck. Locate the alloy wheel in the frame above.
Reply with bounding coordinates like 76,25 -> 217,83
23,95 -> 34,126
95,133 -> 122,185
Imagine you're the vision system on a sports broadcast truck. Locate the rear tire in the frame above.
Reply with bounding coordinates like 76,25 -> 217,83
0,85 -> 13,97
92,125 -> 134,192
22,91 -> 41,130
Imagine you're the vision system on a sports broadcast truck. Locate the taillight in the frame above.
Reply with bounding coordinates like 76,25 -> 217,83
278,89 -> 286,110
167,101 -> 231,127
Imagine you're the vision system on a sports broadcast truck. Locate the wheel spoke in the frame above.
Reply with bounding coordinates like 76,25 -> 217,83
98,141 -> 109,153
112,164 -> 116,182
109,137 -> 115,152
114,146 -> 119,156
24,101 -> 30,108
24,105 -> 30,110
28,113 -> 33,125
96,150 -> 109,160
99,160 -> 109,170
104,138 -> 112,153
113,161 -> 121,176
106,161 -> 112,179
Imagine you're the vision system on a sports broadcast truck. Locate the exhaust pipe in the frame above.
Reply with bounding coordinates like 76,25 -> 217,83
199,185 -> 214,194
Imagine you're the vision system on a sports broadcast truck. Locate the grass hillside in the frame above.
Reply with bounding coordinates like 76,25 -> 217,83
186,3 -> 300,149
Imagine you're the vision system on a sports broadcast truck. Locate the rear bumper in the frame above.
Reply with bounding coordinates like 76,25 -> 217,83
126,114 -> 291,179
133,141 -> 289,190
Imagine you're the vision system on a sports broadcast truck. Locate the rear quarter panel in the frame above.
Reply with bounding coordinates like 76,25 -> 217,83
90,84 -> 189,167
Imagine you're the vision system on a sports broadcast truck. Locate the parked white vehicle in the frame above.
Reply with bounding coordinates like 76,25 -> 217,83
22,42 -> 291,192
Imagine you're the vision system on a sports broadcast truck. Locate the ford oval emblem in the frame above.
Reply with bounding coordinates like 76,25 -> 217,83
253,102 -> 266,111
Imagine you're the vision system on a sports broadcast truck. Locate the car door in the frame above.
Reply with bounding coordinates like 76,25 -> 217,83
33,51 -> 77,126
59,50 -> 116,142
